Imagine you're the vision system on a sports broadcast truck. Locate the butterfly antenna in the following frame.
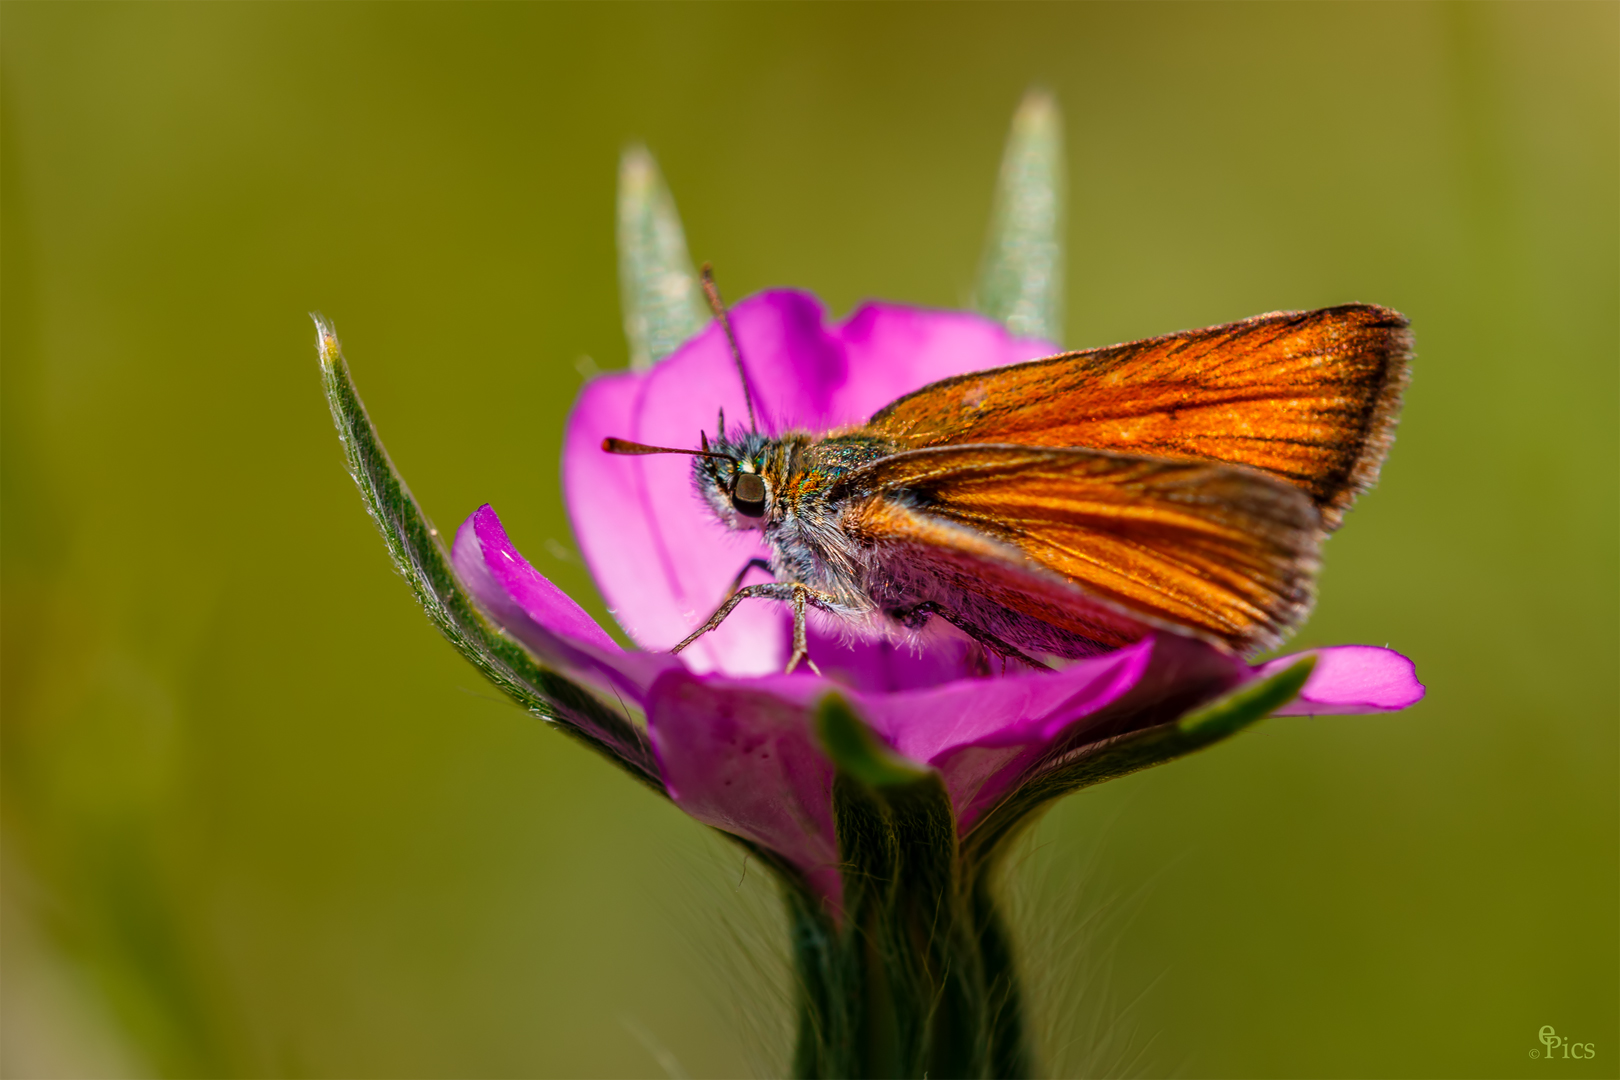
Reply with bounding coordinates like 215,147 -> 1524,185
602,437 -> 735,462
700,264 -> 758,433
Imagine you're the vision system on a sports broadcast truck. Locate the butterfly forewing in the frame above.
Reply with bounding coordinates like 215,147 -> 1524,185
862,304 -> 1410,530
835,444 -> 1323,655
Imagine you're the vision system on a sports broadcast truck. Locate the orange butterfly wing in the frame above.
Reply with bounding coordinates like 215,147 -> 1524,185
862,304 -> 1410,530
835,444 -> 1323,655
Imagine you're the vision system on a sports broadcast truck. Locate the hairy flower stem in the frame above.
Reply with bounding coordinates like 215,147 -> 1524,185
787,696 -> 1036,1078
784,859 -> 1031,1080
975,878 -> 1033,1080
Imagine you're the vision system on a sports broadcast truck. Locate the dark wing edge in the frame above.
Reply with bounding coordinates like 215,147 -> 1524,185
1324,306 -> 1412,529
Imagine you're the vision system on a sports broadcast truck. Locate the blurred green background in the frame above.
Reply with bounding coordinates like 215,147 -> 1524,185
3,3 -> 1615,1077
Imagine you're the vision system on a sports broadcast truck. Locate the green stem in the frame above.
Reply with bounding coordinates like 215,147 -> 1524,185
974,875 -> 1032,1080
786,696 -> 1035,1079
783,862 -> 1032,1080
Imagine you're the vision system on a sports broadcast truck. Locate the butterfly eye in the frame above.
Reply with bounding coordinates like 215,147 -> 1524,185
731,472 -> 767,518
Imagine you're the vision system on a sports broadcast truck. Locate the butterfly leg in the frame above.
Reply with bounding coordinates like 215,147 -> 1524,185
671,585 -> 772,655
723,557 -> 774,598
784,585 -> 823,677
889,601 -> 1051,672
669,562 -> 775,657
671,581 -> 836,676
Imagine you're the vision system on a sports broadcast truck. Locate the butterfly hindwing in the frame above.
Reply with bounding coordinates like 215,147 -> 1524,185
836,444 -> 1324,655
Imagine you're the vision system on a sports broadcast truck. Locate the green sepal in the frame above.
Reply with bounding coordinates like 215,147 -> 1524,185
313,319 -> 663,793
816,694 -> 932,788
974,88 -> 1066,344
1176,655 -> 1317,741
964,656 -> 1319,867
617,144 -> 706,371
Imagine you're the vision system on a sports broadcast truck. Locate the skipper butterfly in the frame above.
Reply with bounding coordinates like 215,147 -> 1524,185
606,270 -> 1410,674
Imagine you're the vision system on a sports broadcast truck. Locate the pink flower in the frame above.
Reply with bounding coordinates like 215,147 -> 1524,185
446,292 -> 1424,910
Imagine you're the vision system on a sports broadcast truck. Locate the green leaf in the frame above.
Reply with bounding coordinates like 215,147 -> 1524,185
617,145 -> 706,370
964,656 -> 1319,867
313,318 -> 663,792
974,88 -> 1066,345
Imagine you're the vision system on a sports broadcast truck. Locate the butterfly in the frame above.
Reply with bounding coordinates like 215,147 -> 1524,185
606,270 -> 1410,674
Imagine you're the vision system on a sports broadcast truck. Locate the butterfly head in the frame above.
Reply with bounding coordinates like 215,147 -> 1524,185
693,427 -> 777,532
599,425 -> 779,533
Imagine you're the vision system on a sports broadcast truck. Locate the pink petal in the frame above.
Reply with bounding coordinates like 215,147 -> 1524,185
1262,645 -> 1425,715
646,636 -> 1230,907
865,640 -> 1155,830
450,505 -> 680,703
559,371 -> 672,651
927,634 -> 1246,827
645,669 -> 844,911
864,640 -> 1156,760
804,627 -> 982,693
